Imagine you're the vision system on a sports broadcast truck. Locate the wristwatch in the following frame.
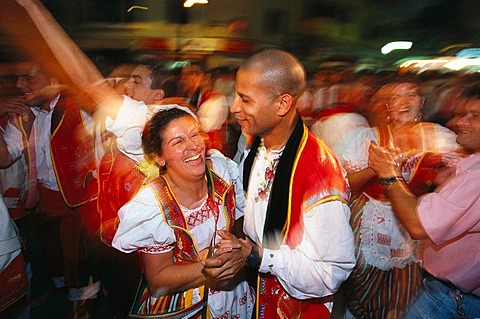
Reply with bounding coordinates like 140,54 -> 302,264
378,176 -> 404,190
246,245 -> 261,269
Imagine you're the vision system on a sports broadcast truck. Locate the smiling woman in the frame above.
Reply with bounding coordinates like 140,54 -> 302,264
111,106 -> 255,318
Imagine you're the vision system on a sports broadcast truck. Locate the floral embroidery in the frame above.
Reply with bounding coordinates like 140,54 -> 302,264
141,244 -> 174,254
255,150 -> 281,203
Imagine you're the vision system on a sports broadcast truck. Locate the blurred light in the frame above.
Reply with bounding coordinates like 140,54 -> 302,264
456,48 -> 480,59
127,5 -> 148,12
184,0 -> 208,8
444,58 -> 480,71
398,58 -> 449,69
381,41 -> 413,55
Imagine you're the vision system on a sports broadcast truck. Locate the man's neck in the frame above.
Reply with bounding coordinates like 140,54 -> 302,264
262,115 -> 299,151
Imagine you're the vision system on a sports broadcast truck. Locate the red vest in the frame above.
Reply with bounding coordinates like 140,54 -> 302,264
98,146 -> 146,246
244,119 -> 350,319
49,95 -> 97,207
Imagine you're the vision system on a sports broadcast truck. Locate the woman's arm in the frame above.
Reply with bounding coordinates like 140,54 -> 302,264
346,167 -> 376,195
142,251 -> 208,297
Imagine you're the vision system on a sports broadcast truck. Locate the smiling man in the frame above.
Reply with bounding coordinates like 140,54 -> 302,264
368,83 -> 480,317
202,49 -> 355,318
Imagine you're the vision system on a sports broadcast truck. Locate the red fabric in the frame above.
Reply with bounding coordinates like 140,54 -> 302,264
98,149 -> 145,246
257,128 -> 348,318
0,253 -> 28,312
50,96 -> 97,207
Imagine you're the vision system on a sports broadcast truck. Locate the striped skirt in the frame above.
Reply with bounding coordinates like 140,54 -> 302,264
342,195 -> 423,319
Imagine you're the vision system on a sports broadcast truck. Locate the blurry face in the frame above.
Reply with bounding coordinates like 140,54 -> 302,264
16,62 -> 50,104
367,88 -> 390,127
124,65 -> 156,104
230,68 -> 280,137
386,82 -> 423,126
179,65 -> 207,97
448,98 -> 480,152
158,116 -> 206,179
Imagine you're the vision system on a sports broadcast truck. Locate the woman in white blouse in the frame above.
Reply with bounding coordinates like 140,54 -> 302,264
112,107 -> 254,318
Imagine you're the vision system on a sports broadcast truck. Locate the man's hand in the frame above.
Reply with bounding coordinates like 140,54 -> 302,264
0,97 -> 30,118
203,230 -> 251,282
368,141 -> 402,178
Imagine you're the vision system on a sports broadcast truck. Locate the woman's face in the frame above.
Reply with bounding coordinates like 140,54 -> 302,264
386,82 -> 423,127
156,115 -> 206,180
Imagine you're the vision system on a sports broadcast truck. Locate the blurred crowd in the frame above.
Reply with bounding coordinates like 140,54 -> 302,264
1,2 -> 479,319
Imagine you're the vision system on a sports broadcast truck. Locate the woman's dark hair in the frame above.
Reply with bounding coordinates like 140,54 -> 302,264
142,108 -> 194,161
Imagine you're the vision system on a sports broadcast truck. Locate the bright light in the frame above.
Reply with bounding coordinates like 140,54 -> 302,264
444,58 -> 480,71
127,5 -> 148,12
184,0 -> 208,8
381,41 -> 413,55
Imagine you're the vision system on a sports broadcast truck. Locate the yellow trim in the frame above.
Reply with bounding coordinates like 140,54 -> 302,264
283,123 -> 309,244
255,275 -> 261,319
304,195 -> 349,212
18,119 -> 33,199
151,178 -> 204,260
50,110 -> 96,207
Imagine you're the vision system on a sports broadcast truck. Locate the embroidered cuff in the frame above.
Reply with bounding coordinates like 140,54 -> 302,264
141,244 -> 174,254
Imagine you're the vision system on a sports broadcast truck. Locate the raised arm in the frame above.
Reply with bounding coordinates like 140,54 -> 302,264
14,0 -> 123,118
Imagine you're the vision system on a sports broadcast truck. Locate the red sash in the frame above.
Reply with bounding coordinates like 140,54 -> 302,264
50,96 -> 97,207
98,147 -> 146,246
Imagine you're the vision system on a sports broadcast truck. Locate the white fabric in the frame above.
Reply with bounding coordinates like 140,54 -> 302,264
4,95 -> 94,191
310,112 -> 369,158
340,125 -> 461,270
196,93 -> 228,132
242,142 -> 355,303
106,96 -> 198,164
112,155 -> 253,319
0,126 -> 28,209
0,194 -> 21,272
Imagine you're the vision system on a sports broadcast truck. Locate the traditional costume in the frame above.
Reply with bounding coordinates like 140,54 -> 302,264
339,122 -> 463,318
112,154 -> 255,319
242,118 -> 355,318
4,94 -> 99,297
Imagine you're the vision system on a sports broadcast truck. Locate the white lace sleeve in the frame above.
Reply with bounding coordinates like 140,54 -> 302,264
112,186 -> 175,254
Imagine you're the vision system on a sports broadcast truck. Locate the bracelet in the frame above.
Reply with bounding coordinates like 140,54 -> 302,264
378,176 -> 404,190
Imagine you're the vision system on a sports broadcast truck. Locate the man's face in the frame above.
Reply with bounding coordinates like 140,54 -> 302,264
230,68 -> 280,137
179,65 -> 204,97
449,98 -> 480,152
124,65 -> 156,104
16,62 -> 50,104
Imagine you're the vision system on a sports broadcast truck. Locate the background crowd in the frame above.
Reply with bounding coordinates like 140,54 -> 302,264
0,1 -> 479,319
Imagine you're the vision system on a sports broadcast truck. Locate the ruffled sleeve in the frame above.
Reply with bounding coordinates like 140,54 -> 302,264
112,185 -> 176,254
338,127 -> 378,172
207,149 -> 245,219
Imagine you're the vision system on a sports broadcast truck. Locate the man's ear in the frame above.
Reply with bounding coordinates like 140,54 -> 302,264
153,89 -> 165,101
277,93 -> 294,116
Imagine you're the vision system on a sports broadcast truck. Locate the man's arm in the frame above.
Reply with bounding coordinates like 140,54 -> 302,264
15,0 -> 122,118
368,141 -> 429,239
